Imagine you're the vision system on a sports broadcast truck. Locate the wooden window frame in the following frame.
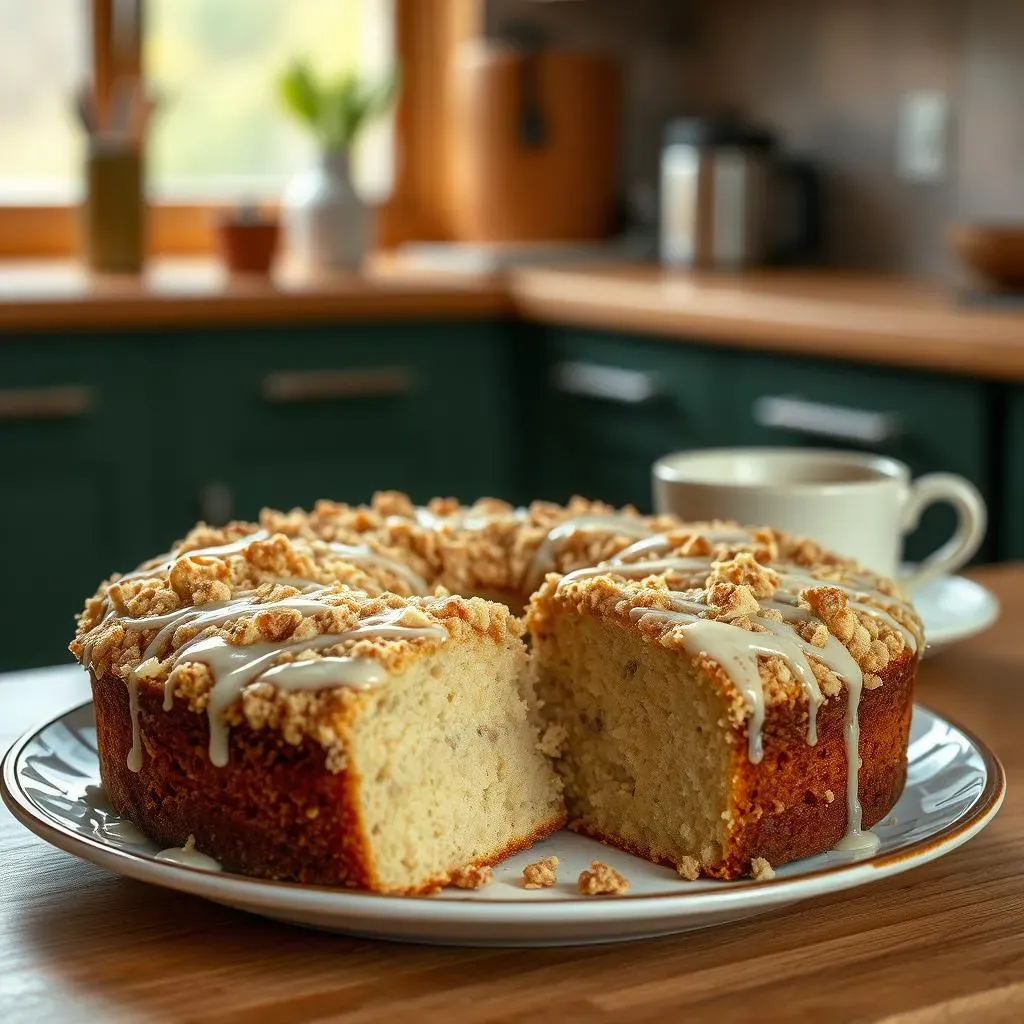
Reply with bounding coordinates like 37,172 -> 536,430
0,0 -> 481,258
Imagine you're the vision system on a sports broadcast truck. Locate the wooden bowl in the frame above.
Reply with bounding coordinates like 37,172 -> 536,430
948,223 -> 1024,289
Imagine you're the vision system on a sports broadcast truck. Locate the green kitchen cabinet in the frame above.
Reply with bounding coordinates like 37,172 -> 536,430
157,321 -> 518,534
0,336 -> 155,670
711,351 -> 995,564
523,328 -> 723,511
1001,387 -> 1024,561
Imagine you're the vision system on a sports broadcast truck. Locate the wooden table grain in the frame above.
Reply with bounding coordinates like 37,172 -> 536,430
2,567 -> 1023,1024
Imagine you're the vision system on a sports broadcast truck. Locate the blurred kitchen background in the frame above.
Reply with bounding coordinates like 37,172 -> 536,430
2,0 -> 1024,669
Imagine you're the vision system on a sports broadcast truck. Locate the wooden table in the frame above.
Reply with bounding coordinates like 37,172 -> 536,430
2,566 -> 1022,1023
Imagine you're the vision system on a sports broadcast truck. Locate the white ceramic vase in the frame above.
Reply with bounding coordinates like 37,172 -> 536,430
283,148 -> 369,272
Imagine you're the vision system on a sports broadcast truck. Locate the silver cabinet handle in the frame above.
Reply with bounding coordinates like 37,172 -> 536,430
753,395 -> 901,445
0,385 -> 94,421
262,367 -> 415,404
552,361 -> 662,405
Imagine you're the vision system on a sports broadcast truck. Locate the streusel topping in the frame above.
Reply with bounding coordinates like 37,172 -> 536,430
262,492 -> 688,599
72,526 -> 524,773
529,529 -> 923,716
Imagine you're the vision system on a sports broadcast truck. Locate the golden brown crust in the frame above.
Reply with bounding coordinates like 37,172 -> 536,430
718,648 -> 914,879
93,669 -> 565,894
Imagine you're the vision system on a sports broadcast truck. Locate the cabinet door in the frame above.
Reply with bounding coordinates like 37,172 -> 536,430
722,353 -> 994,564
0,337 -> 153,670
1001,388 -> 1024,561
525,329 -> 723,511
164,322 -> 515,530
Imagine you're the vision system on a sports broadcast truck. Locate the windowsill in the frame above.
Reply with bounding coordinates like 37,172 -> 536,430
0,256 -> 510,331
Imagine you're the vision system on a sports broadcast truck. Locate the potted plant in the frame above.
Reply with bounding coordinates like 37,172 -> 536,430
278,62 -> 397,271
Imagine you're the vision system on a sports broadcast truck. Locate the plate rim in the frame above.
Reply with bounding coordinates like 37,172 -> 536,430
919,574 -> 1001,647
1,699 -> 1007,925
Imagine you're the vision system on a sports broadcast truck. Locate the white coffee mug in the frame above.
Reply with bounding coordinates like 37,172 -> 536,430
652,448 -> 986,591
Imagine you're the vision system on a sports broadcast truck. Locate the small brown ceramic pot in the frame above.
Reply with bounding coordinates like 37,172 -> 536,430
216,215 -> 280,275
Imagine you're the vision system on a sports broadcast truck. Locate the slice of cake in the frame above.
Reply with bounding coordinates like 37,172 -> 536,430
527,529 -> 922,879
74,545 -> 564,894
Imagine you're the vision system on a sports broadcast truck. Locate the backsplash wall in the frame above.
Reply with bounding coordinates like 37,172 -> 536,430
486,0 -> 1024,280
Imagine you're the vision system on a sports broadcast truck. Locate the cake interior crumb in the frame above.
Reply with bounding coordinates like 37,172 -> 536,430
751,857 -> 775,881
676,855 -> 701,881
522,856 -> 559,889
578,860 -> 629,896
449,864 -> 494,890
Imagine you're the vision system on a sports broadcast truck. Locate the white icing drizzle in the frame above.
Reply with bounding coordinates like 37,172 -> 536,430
325,542 -> 429,594
87,589 -> 446,772
155,840 -> 222,871
176,606 -> 443,767
769,583 -> 918,654
546,521 -> 915,855
118,530 -> 271,586
559,556 -> 715,588
629,604 -> 827,760
525,514 -> 656,590
80,531 -> 274,669
611,528 -> 753,566
81,785 -> 149,844
101,818 -> 149,845
394,505 -> 528,532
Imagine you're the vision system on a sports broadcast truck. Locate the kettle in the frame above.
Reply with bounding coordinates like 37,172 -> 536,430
660,116 -> 817,270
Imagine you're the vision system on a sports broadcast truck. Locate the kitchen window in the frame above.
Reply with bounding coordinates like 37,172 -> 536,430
147,0 -> 394,202
0,0 -> 86,203
0,0 -> 481,256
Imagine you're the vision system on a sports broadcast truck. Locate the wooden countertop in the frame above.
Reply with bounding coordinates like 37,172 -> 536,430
1,564 -> 1022,1023
510,264 -> 1024,381
3,259 -> 1024,379
0,260 -> 511,331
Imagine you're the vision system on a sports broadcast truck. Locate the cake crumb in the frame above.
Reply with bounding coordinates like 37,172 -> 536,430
449,864 -> 493,890
751,857 -> 775,881
537,723 -> 568,758
676,856 -> 701,881
578,860 -> 629,896
522,856 -> 559,889
825,789 -> 835,804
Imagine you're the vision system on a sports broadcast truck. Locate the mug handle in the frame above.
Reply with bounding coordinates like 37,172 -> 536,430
899,473 -> 987,592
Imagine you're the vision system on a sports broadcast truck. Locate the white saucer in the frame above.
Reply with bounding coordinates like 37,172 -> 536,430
912,574 -> 1001,655
2,702 -> 1004,947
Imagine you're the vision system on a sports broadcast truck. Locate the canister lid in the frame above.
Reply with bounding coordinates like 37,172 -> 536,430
663,116 -> 775,150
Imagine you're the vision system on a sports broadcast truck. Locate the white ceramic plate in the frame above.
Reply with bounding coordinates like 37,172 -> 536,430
1,702 -> 1004,947
913,574 -> 1001,654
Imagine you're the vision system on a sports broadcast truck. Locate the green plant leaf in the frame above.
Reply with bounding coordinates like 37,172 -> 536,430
277,62 -> 320,132
278,59 -> 399,149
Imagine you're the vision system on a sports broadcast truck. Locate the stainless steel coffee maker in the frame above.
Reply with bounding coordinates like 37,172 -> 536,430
660,116 -> 776,270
